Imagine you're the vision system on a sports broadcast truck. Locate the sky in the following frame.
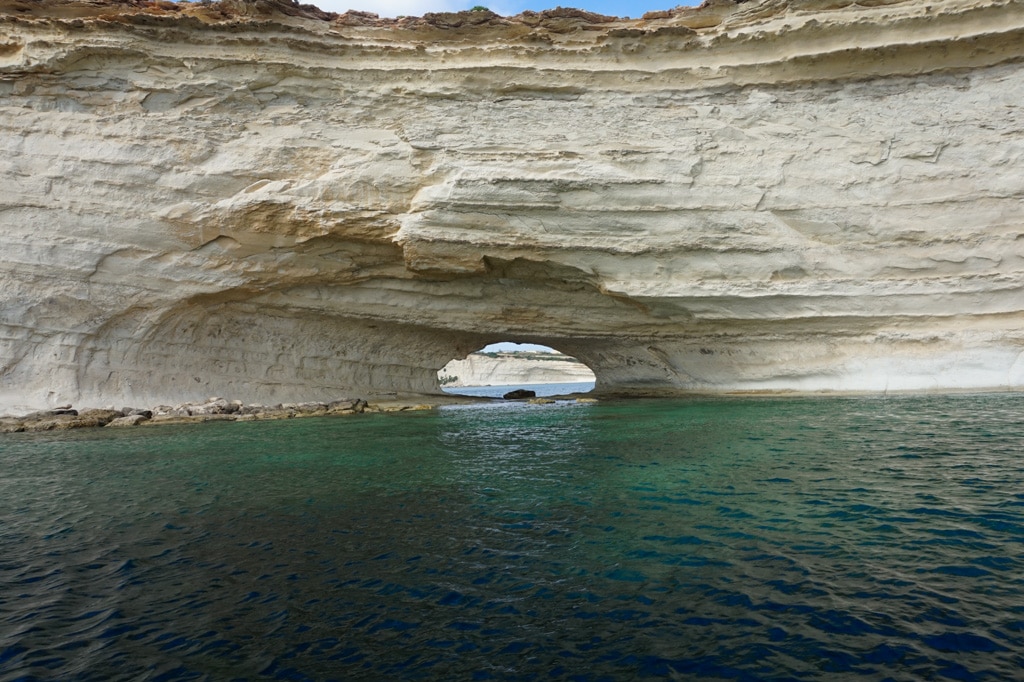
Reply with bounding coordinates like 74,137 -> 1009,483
310,0 -> 699,20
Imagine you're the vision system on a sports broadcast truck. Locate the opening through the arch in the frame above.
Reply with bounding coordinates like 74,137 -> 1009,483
438,343 -> 596,398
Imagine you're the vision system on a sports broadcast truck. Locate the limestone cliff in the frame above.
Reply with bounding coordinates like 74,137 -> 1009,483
441,353 -> 595,387
1,0 -> 1023,412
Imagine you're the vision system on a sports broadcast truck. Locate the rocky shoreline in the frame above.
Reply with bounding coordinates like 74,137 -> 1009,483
0,396 -> 435,434
0,391 -> 606,434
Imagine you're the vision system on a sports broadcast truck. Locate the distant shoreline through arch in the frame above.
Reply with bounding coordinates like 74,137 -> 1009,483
438,343 -> 596,398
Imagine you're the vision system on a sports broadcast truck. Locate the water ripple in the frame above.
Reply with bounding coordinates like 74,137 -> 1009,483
1,394 -> 1023,679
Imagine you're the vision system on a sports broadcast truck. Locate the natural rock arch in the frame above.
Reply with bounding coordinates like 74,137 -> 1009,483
436,342 -> 597,395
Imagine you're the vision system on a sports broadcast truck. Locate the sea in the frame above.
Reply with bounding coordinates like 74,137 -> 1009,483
1,390 -> 1022,680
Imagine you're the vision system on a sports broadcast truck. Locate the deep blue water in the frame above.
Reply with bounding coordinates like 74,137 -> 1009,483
1,393 -> 1023,680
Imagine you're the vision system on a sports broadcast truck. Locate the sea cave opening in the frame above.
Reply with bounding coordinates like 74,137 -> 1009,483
437,342 -> 597,398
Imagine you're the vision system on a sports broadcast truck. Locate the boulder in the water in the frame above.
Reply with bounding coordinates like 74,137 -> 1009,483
503,389 -> 536,400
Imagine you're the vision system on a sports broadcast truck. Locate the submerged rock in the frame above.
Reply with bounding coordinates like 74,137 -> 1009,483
503,389 -> 537,400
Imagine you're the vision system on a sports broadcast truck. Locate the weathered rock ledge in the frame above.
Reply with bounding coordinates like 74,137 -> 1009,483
0,396 -> 439,433
1,0 -> 1023,412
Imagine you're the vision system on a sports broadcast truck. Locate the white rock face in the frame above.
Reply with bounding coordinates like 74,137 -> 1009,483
441,354 -> 595,388
1,0 -> 1023,412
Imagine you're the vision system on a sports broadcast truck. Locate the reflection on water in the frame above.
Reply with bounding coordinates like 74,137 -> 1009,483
1,394 -> 1023,680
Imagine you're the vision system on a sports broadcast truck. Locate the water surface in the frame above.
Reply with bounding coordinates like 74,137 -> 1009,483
442,380 -> 595,398
1,394 -> 1022,680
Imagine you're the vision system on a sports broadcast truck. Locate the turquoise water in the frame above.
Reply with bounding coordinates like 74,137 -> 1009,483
1,394 -> 1023,680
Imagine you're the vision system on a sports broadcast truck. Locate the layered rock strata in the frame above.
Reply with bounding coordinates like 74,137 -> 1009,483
1,0 -> 1023,412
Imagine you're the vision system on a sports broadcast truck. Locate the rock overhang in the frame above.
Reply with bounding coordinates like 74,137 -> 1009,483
1,0 -> 1023,412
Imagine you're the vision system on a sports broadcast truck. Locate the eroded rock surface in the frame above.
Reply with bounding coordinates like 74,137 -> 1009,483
1,0 -> 1023,412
